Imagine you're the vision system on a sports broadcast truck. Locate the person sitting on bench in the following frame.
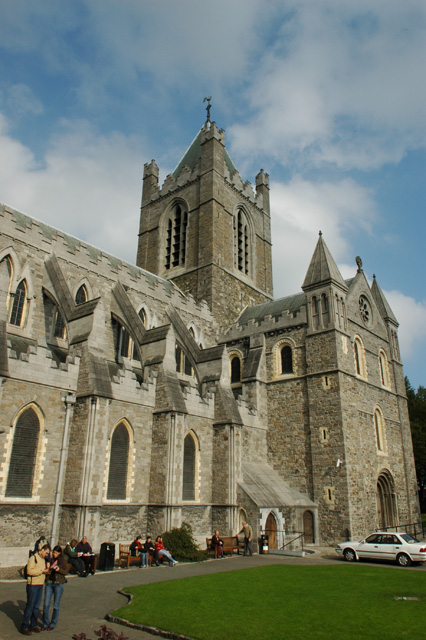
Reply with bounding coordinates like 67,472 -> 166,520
155,536 -> 178,566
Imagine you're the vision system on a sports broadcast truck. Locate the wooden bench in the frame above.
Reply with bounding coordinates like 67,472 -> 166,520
206,535 -> 243,558
118,544 -> 141,569
118,543 -> 172,568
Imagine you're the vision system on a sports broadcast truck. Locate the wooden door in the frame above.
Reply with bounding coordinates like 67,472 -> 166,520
265,512 -> 277,549
303,510 -> 315,543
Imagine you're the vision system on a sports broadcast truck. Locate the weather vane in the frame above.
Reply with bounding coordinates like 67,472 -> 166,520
203,96 -> 212,122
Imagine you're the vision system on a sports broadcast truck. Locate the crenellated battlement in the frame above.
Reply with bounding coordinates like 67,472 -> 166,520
0,202 -> 213,322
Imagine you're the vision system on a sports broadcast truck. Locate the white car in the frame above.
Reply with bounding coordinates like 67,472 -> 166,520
336,531 -> 426,567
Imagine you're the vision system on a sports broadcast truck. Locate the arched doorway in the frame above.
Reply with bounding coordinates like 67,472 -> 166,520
238,508 -> 247,531
265,512 -> 277,549
376,471 -> 397,529
303,510 -> 315,544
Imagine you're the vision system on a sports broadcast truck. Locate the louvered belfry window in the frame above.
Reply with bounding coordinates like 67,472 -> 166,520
165,205 -> 187,270
182,433 -> 196,501
234,209 -> 250,275
107,422 -> 129,500
6,407 -> 40,497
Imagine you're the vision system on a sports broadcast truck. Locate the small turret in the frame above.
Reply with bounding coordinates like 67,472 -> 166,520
302,232 -> 348,332
141,160 -> 159,207
255,169 -> 270,214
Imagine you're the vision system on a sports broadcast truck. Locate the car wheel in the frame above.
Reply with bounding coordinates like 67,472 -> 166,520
396,553 -> 411,567
343,548 -> 357,562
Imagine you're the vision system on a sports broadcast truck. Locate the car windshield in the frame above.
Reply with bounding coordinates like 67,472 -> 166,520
400,534 -> 419,544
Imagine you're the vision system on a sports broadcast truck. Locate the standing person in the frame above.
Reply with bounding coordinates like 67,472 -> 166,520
236,521 -> 253,556
65,539 -> 86,577
21,544 -> 50,635
155,536 -> 178,566
42,545 -> 68,631
211,530 -> 224,558
33,535 -> 50,557
76,536 -> 95,575
144,536 -> 159,566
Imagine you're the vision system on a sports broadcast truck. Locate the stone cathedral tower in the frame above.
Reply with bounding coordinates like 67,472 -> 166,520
0,109 -> 421,567
136,118 -> 273,330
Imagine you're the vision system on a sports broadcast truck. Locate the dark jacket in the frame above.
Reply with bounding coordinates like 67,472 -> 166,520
46,553 -> 68,585
130,540 -> 142,556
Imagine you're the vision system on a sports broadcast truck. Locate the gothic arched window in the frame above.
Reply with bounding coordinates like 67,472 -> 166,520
234,209 -> 250,275
374,408 -> 385,453
6,407 -> 40,497
75,285 -> 88,305
53,307 -> 67,339
182,432 -> 197,501
176,343 -> 194,376
139,307 -> 147,327
230,355 -> 241,383
165,204 -> 188,270
353,336 -> 367,379
379,350 -> 390,388
9,280 -> 27,326
107,422 -> 129,500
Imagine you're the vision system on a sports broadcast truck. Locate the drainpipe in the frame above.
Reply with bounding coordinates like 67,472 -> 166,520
51,392 -> 76,546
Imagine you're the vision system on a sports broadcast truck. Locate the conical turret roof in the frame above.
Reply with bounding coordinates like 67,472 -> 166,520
371,276 -> 398,325
302,233 -> 347,291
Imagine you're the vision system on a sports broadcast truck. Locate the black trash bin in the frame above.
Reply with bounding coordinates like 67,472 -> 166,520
259,534 -> 269,554
98,542 -> 115,571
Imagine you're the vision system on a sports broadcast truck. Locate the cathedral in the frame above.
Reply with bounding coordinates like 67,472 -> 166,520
0,114 -> 420,565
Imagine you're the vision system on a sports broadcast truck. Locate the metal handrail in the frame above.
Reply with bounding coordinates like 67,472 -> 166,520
280,531 -> 305,552
260,529 -> 305,552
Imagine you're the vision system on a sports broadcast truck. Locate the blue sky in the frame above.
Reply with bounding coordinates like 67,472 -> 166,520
0,0 -> 425,388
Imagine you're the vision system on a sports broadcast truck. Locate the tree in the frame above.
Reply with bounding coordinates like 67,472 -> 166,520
406,378 -> 426,512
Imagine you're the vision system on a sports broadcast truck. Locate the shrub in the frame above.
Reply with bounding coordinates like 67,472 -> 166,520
162,522 -> 207,562
72,625 -> 128,640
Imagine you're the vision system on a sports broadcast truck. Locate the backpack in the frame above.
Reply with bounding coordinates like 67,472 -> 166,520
22,553 -> 37,580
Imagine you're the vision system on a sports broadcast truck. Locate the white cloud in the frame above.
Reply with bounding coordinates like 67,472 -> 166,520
0,113 -> 145,264
385,290 -> 426,363
3,84 -> 44,117
229,0 -> 426,170
271,175 -> 376,296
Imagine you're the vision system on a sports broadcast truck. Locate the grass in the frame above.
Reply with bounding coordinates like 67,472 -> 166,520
112,564 -> 426,640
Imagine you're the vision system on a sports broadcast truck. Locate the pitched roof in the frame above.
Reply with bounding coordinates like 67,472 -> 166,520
238,293 -> 306,326
371,276 -> 398,325
302,233 -> 347,291
172,127 -> 237,179
239,462 -> 316,507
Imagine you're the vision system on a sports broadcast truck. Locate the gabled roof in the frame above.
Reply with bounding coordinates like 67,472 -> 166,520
302,233 -> 347,292
172,127 -> 237,179
239,462 -> 316,507
371,276 -> 398,325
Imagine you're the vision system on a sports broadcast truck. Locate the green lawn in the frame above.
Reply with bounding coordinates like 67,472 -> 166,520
112,564 -> 426,640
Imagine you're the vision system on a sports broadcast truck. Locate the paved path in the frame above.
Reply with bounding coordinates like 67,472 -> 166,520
1,550 -> 421,639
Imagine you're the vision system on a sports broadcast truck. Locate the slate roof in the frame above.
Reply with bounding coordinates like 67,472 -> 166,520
371,276 -> 398,325
239,462 -> 316,507
237,293 -> 306,326
302,233 -> 347,291
172,128 -> 238,179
